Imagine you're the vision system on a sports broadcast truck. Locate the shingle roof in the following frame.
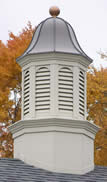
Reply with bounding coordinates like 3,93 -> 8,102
0,158 -> 107,182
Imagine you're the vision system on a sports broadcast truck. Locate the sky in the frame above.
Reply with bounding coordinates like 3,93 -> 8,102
0,0 -> 107,68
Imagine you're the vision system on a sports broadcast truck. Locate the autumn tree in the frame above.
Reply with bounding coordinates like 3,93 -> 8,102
87,66 -> 107,165
100,51 -> 107,59
0,22 -> 34,157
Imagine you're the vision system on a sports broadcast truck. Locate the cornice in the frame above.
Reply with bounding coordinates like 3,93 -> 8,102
8,118 -> 99,139
17,52 -> 91,68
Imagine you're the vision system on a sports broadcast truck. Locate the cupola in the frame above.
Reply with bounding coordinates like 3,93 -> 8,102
9,7 -> 99,175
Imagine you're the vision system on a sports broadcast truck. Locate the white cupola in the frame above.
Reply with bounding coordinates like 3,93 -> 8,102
9,7 -> 99,175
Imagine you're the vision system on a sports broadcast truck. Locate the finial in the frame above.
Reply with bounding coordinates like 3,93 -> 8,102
49,6 -> 60,17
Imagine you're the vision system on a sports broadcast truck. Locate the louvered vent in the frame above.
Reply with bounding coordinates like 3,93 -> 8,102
58,67 -> 73,111
24,70 -> 30,115
35,67 -> 50,111
79,70 -> 85,116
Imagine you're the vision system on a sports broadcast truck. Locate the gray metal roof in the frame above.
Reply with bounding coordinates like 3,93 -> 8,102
0,158 -> 107,182
17,17 -> 92,62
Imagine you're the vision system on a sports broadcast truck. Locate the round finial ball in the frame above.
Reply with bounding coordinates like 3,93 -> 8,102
49,6 -> 60,17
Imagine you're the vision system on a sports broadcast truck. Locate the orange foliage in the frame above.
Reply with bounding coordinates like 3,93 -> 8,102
0,22 -> 34,158
87,66 -> 107,165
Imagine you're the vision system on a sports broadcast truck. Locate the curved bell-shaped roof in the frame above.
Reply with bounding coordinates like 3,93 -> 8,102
17,17 -> 92,62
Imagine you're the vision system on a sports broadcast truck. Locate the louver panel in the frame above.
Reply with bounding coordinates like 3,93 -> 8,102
24,70 -> 30,115
58,67 -> 73,111
35,67 -> 50,111
79,71 -> 85,116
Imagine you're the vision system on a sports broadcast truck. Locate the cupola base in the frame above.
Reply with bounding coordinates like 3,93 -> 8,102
9,118 -> 99,175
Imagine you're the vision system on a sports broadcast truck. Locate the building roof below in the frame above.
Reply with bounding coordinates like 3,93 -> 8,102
0,158 -> 107,182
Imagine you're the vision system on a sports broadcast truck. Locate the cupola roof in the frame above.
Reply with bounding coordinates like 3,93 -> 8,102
17,7 -> 92,62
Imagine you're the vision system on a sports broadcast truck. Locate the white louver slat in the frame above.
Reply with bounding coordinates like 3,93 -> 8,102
35,67 -> 50,111
58,67 -> 73,112
24,70 -> 30,115
79,71 -> 85,116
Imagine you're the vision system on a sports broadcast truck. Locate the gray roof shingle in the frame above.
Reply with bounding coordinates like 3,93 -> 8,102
0,158 -> 107,182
